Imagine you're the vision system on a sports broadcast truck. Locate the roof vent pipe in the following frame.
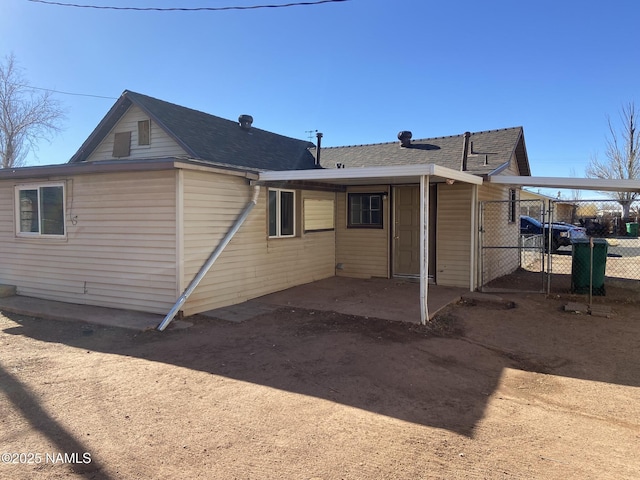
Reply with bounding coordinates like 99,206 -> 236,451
460,131 -> 471,171
238,114 -> 253,130
398,130 -> 412,147
315,132 -> 323,167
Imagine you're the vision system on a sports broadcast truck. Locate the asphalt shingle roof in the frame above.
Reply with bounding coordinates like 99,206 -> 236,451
69,91 -> 317,171
316,127 -> 531,176
69,91 -> 530,177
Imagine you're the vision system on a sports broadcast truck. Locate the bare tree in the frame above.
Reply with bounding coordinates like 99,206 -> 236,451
0,53 -> 65,168
569,167 -> 583,201
586,102 -> 639,219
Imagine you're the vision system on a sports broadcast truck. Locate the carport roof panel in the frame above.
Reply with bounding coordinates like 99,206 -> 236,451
258,164 -> 483,186
488,175 -> 640,193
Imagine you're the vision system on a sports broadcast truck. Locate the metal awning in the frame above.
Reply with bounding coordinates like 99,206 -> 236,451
488,175 -> 640,192
259,164 -> 482,325
258,164 -> 483,186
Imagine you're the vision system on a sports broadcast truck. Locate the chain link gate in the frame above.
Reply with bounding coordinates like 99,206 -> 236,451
479,199 -> 549,293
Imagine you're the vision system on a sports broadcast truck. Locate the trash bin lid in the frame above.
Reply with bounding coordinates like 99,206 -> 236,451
572,238 -> 608,245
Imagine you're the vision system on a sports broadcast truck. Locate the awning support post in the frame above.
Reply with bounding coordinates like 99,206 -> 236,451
420,175 -> 430,324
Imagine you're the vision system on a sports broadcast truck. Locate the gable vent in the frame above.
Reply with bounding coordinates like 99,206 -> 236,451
238,114 -> 253,130
112,131 -> 131,157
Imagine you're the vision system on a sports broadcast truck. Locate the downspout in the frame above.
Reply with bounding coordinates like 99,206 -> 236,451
157,185 -> 261,331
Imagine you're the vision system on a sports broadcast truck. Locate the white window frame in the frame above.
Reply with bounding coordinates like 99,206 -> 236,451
268,188 -> 296,238
15,182 -> 66,238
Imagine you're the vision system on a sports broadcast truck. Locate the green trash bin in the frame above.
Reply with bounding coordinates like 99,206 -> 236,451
626,222 -> 639,237
571,238 -> 608,295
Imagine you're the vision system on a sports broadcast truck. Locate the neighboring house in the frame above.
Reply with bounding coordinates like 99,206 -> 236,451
520,189 -> 578,223
0,91 -> 531,323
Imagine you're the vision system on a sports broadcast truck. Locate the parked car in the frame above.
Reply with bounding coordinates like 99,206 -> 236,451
520,215 -> 587,252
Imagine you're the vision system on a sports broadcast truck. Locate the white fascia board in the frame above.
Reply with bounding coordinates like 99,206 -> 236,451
259,165 -> 436,182
431,165 -> 483,185
259,164 -> 483,185
488,176 -> 640,192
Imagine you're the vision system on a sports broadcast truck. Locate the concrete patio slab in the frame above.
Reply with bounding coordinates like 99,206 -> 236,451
0,277 -> 467,330
200,300 -> 282,323
255,276 -> 468,324
0,295 -> 191,331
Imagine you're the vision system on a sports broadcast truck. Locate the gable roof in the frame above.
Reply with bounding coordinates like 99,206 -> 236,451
315,127 -> 531,177
69,90 -> 316,171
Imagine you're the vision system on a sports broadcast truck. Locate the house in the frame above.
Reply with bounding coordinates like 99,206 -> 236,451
310,128 -> 530,287
0,91 -> 531,326
520,189 -> 578,223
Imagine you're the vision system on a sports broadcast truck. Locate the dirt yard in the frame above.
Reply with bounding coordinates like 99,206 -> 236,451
1,293 -> 639,479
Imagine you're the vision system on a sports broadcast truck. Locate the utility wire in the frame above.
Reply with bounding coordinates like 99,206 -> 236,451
27,0 -> 349,11
19,84 -> 117,100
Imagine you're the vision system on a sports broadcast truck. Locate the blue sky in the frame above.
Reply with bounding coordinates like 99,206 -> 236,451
1,0 -> 638,190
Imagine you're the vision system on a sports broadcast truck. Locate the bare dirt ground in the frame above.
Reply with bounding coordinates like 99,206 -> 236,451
1,292 -> 639,479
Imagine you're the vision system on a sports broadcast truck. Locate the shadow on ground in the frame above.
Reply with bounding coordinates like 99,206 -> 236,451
3,307 -> 503,437
0,362 -> 111,478
3,290 -> 640,439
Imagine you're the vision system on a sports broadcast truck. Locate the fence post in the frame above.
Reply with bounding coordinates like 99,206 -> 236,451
589,236 -> 594,307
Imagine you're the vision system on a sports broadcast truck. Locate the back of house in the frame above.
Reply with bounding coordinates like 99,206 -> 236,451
0,91 -> 531,320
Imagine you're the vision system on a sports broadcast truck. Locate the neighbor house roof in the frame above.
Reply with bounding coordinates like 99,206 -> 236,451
315,127 -> 531,177
69,90 -> 317,171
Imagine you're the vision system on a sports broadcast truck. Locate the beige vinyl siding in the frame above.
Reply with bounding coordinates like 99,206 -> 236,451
436,183 -> 473,287
335,186 -> 389,279
499,153 -> 522,176
478,183 -> 513,202
180,171 -> 335,315
0,170 -> 178,313
502,160 -> 520,176
478,184 -> 520,284
87,105 -> 187,161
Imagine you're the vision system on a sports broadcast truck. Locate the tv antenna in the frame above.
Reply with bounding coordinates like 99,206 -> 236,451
305,129 -> 318,142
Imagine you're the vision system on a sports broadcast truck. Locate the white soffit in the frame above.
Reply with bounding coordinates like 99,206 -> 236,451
489,176 -> 640,193
259,164 -> 483,186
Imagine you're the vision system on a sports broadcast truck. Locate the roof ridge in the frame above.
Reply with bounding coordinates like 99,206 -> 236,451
125,90 -> 227,121
468,126 -> 523,136
124,90 -> 313,146
322,126 -> 523,149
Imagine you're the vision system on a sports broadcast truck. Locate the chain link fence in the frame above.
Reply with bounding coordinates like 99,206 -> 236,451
547,198 -> 640,296
479,197 -> 640,298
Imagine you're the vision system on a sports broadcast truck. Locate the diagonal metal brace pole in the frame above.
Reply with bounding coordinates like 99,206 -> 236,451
157,186 -> 260,331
